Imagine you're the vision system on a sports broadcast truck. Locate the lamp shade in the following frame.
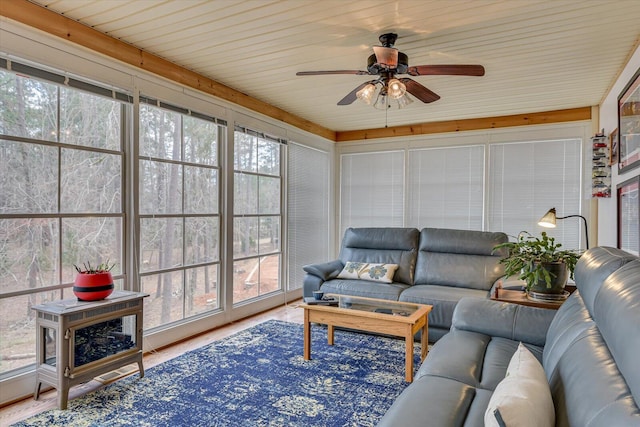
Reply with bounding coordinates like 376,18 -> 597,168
396,93 -> 413,109
387,78 -> 406,99
356,83 -> 377,105
538,208 -> 557,228
373,92 -> 389,110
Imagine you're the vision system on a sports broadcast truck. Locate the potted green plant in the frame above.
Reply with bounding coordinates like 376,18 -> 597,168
73,261 -> 116,301
493,232 -> 582,294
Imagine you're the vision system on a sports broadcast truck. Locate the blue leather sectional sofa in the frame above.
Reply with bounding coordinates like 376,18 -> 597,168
378,246 -> 640,426
302,227 -> 509,342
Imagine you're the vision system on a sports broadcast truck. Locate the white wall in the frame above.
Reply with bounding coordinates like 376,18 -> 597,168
598,45 -> 640,246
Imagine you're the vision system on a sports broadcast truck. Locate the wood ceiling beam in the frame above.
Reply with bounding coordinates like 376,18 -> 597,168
335,107 -> 592,142
0,0 -> 337,141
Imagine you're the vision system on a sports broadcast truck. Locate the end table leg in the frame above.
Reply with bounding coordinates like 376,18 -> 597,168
303,309 -> 311,360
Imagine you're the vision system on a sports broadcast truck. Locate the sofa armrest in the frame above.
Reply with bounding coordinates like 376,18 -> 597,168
451,297 -> 556,347
302,260 -> 344,281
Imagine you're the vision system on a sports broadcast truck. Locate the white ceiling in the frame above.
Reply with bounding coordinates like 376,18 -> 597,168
26,0 -> 640,133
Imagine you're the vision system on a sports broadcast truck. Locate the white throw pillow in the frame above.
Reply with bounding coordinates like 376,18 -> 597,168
336,262 -> 399,283
484,342 -> 555,427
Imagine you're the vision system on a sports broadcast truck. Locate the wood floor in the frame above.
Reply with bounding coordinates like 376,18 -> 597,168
0,299 -> 304,426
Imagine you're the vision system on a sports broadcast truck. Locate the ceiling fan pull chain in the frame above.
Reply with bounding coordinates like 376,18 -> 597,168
385,100 -> 388,128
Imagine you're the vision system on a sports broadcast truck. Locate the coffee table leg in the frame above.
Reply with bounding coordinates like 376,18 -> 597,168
327,324 -> 334,345
303,309 -> 311,360
405,327 -> 414,382
421,319 -> 429,361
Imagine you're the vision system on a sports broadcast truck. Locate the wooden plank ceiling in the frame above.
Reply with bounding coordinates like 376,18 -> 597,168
3,0 -> 640,140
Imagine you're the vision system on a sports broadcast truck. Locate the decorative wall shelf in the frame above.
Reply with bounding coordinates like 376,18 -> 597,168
592,133 -> 611,198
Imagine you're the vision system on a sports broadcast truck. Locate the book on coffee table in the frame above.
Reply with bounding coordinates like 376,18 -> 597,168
303,296 -> 339,306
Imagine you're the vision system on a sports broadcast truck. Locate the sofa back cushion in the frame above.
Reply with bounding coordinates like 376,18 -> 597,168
338,227 -> 419,285
594,259 -> 640,411
543,247 -> 640,427
413,228 -> 508,290
573,246 -> 637,314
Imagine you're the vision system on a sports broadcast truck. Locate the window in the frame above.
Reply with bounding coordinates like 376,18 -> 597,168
288,142 -> 330,290
138,99 -> 222,330
233,127 -> 284,303
340,151 -> 404,236
338,137 -> 584,252
488,139 -> 583,249
0,65 -> 128,376
407,145 -> 485,230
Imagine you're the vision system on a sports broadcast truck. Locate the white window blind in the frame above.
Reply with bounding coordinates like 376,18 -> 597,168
488,139 -> 583,249
407,145 -> 485,230
340,151 -> 404,236
287,143 -> 330,290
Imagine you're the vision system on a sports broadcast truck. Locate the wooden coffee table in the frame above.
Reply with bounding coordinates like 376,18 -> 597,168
301,294 -> 432,382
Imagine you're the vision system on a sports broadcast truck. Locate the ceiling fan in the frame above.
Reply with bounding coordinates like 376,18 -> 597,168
296,33 -> 485,109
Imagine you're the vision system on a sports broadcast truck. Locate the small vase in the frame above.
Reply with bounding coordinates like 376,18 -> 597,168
73,272 -> 114,301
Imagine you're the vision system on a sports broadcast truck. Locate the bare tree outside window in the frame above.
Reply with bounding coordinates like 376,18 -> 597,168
139,103 -> 221,330
0,69 -> 125,375
233,130 -> 283,303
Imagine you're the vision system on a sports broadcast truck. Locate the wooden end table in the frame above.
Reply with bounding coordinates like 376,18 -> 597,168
490,280 -> 577,310
301,295 -> 432,382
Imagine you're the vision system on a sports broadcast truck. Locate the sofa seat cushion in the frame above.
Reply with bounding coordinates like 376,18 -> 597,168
319,278 -> 408,301
377,375 -> 476,427
419,330 -> 543,390
485,343 -> 554,427
379,329 -> 544,427
399,285 -> 488,330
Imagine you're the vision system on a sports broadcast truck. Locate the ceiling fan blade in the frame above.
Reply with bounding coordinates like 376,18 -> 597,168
296,70 -> 370,76
337,82 -> 372,105
400,78 -> 441,103
407,64 -> 485,76
373,46 -> 398,68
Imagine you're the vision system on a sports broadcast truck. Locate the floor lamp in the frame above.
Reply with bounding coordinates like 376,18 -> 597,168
538,207 -> 589,249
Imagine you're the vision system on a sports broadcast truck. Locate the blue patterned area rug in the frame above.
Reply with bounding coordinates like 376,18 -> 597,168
14,320 -> 421,427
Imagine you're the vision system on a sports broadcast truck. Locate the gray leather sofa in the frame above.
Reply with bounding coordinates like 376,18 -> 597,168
302,227 -> 508,341
378,246 -> 640,426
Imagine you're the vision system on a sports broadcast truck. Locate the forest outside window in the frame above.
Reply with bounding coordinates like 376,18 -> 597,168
0,64 -> 127,377
138,99 -> 222,330
233,127 -> 284,304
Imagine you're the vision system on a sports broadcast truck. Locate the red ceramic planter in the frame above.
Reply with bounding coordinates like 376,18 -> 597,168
73,271 -> 114,301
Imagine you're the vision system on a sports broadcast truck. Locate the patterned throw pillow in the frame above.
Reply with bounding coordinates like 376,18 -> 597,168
359,263 -> 399,283
337,262 -> 399,283
337,261 -> 367,279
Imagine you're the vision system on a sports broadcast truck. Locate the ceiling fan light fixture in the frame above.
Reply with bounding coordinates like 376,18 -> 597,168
387,78 -> 406,99
396,93 -> 413,109
356,83 -> 377,105
373,92 -> 389,110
